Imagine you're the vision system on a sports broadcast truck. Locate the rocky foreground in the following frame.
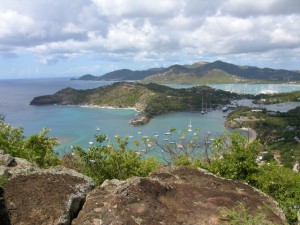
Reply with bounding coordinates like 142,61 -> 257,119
0,151 -> 287,225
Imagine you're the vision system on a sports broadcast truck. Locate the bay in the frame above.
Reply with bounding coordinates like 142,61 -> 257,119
0,77 -> 299,155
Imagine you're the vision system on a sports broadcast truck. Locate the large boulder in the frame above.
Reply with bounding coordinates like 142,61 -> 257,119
0,150 -> 16,167
0,187 -> 11,225
3,166 -> 95,225
73,166 -> 287,225
0,150 -> 39,178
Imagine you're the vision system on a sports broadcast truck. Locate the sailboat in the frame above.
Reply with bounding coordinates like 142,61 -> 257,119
201,96 -> 205,114
188,117 -> 192,132
96,125 -> 100,131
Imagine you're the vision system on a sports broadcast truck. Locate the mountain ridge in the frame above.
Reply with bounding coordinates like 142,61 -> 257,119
72,60 -> 300,84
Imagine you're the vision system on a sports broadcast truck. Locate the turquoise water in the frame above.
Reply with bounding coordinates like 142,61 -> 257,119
0,77 -> 299,155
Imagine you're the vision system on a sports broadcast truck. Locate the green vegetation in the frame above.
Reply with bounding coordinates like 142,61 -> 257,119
219,202 -> 277,225
61,135 -> 159,186
254,90 -> 300,104
143,68 -> 249,84
251,163 -> 300,223
1,114 -> 300,223
0,177 -> 8,186
165,130 -> 300,224
208,132 -> 260,182
226,107 -> 300,168
0,115 -> 59,168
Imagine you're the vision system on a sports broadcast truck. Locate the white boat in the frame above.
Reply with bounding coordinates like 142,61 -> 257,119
201,96 -> 205,114
96,125 -> 100,131
165,132 -> 171,135
222,106 -> 228,112
89,141 -> 93,145
188,117 -> 192,132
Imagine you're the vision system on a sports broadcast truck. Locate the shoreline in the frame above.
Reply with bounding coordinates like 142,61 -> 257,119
80,104 -> 140,112
240,127 -> 257,142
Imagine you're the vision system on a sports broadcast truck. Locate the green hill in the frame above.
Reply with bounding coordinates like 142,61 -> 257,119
30,82 -> 245,125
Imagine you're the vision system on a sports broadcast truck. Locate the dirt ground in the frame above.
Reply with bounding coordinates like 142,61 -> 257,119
3,173 -> 85,225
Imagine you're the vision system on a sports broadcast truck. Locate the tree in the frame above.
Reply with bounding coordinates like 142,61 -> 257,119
0,114 -> 25,157
207,132 -> 260,182
142,127 -> 212,166
0,115 -> 59,168
251,163 -> 300,224
24,128 -> 60,167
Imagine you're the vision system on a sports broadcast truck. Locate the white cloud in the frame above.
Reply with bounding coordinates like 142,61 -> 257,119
104,20 -> 158,51
0,10 -> 35,38
180,13 -> 300,57
0,0 -> 300,72
92,0 -> 182,18
222,0 -> 300,16
165,14 -> 199,30
62,23 -> 85,34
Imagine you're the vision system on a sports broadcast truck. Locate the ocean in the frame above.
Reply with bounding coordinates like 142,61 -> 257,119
1,77 -> 300,155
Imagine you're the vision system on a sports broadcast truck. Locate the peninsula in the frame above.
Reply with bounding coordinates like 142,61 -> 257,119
30,82 -> 245,125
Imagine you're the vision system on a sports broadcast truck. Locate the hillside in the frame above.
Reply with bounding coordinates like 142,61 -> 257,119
30,82 -> 244,125
72,68 -> 164,81
143,60 -> 300,84
70,74 -> 97,81
226,106 -> 300,169
72,61 -> 300,84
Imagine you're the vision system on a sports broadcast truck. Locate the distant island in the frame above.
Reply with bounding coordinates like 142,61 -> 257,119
71,60 -> 300,84
30,82 -> 246,125
71,68 -> 164,81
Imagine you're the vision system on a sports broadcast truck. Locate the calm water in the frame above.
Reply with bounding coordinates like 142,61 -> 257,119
0,78 -> 299,155
168,83 -> 300,94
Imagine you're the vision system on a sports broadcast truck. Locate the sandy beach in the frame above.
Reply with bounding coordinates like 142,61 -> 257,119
80,104 -> 140,112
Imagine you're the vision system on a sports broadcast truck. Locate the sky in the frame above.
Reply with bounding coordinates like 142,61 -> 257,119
0,0 -> 300,79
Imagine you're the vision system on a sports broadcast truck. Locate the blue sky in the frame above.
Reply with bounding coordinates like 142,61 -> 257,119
0,0 -> 300,79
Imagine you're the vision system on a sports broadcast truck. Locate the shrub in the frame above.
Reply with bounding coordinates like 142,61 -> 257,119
219,202 -> 277,225
70,135 -> 159,185
173,154 -> 202,168
251,163 -> 300,224
208,132 -> 260,182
